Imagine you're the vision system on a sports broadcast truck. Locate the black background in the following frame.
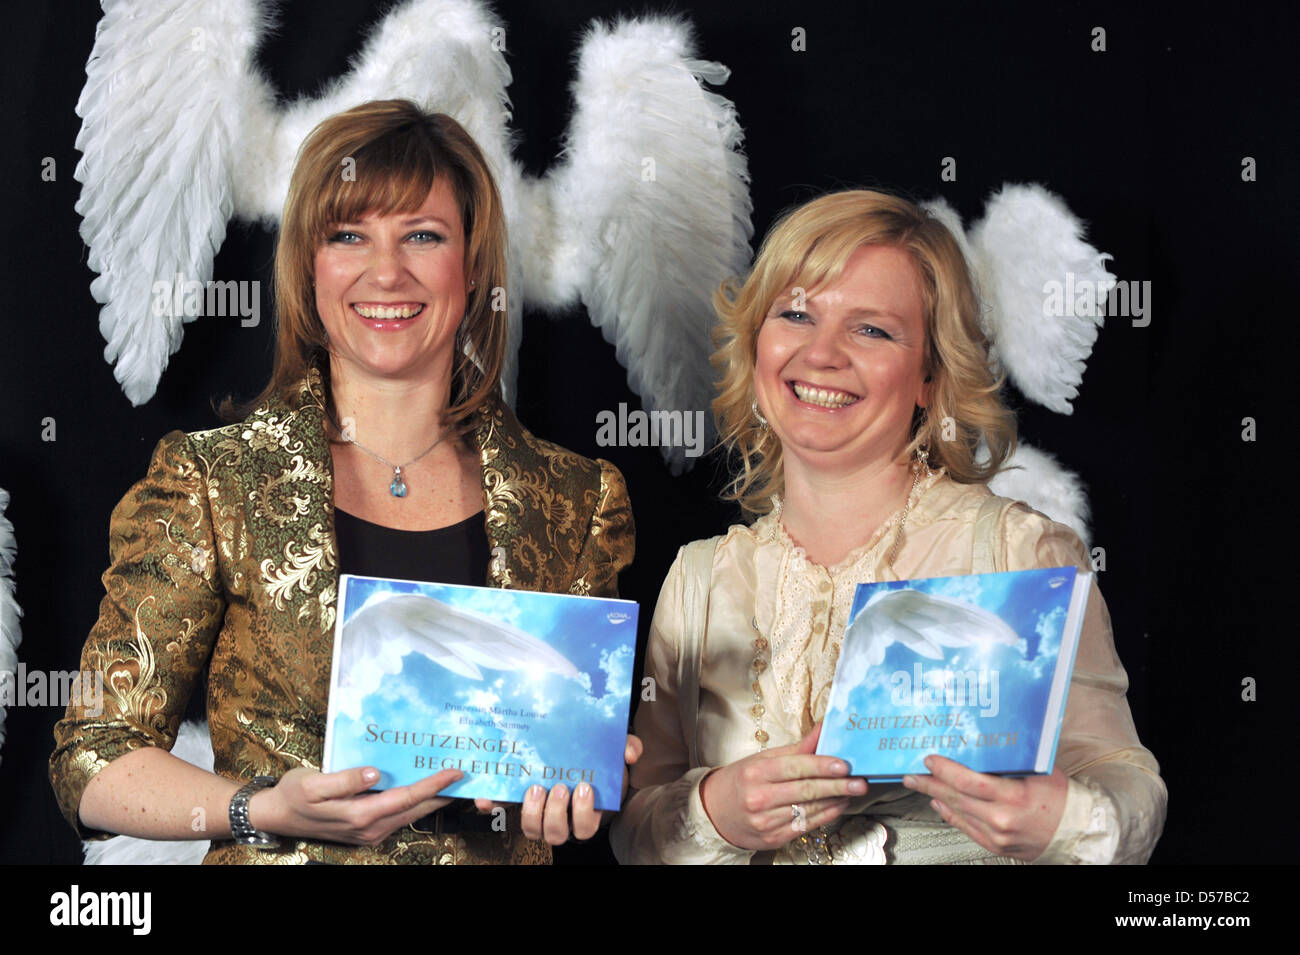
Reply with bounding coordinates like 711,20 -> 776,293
1,0 -> 1294,869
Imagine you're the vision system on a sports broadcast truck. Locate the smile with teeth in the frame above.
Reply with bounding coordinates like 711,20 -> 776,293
353,303 -> 424,320
791,381 -> 861,409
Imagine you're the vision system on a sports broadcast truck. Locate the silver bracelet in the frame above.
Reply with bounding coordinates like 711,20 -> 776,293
229,775 -> 280,848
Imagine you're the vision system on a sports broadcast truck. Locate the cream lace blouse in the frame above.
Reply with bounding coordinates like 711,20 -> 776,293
612,474 -> 1167,864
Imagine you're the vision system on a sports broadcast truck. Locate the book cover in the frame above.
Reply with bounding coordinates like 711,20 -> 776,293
816,566 -> 1091,780
323,574 -> 639,811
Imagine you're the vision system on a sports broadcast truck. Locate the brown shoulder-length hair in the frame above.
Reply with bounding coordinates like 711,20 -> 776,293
712,189 -> 1017,515
229,100 -> 508,432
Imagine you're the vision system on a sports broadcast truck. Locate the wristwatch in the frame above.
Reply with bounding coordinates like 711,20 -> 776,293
229,775 -> 280,848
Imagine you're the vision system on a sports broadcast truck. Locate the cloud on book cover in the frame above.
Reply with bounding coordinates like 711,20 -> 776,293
345,631 -> 632,730
334,591 -> 583,720
832,589 -> 1019,712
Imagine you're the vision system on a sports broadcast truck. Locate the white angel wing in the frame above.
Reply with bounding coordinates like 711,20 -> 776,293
232,0 -> 515,223
75,0 -> 270,405
335,593 -> 578,718
79,0 -> 524,406
0,488 -> 22,768
967,183 -> 1114,415
987,441 -> 1091,546
81,3 -> 754,421
536,17 -> 754,472
831,589 -> 1019,712
922,197 -> 988,334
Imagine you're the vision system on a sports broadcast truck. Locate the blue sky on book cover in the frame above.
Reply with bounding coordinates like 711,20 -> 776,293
326,576 -> 637,811
818,567 -> 1077,777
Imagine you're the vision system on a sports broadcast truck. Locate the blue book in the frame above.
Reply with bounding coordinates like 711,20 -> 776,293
323,574 -> 639,811
817,567 -> 1090,780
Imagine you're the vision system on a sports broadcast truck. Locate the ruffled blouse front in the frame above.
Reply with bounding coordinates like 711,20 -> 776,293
765,468 -> 944,735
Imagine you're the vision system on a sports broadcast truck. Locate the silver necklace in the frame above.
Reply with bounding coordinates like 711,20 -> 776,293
327,411 -> 451,498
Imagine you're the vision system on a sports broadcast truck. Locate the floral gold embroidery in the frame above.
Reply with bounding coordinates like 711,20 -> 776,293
242,413 -> 306,455
260,523 -> 334,611
317,582 -> 336,634
235,710 -> 304,776
166,616 -> 200,655
250,454 -> 328,527
93,597 -> 170,737
489,546 -> 512,588
437,835 -> 468,865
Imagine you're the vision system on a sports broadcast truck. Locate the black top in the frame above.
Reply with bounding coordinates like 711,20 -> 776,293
334,508 -> 490,586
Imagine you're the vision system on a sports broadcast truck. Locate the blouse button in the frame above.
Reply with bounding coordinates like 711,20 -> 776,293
818,579 -> 831,593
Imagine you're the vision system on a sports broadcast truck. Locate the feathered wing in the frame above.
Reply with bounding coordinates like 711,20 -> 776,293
80,0 -> 523,406
967,183 -> 1114,415
987,441 -> 1091,546
925,191 -> 1102,541
926,186 -> 1114,414
538,17 -> 754,472
0,489 -> 21,768
75,0 -> 272,405
336,593 -> 578,719
922,197 -> 989,333
830,589 -> 1019,712
80,2 -> 757,416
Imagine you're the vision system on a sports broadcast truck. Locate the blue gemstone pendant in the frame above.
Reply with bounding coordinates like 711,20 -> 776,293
389,467 -> 408,498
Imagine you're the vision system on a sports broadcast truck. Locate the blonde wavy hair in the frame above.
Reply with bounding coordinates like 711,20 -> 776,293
712,189 -> 1016,515
230,100 -> 508,434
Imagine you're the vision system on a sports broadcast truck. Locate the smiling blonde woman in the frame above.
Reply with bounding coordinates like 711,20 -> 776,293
613,190 -> 1165,865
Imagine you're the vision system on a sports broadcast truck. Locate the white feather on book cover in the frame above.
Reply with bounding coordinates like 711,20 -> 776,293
817,567 -> 1091,780
324,574 -> 638,811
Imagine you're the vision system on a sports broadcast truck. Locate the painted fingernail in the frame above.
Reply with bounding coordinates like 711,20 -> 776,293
553,784 -> 569,800
831,760 -> 849,774
575,782 -> 592,799
362,768 -> 379,783
526,785 -> 544,804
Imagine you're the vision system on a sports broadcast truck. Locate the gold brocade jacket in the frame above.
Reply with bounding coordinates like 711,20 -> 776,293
50,369 -> 634,864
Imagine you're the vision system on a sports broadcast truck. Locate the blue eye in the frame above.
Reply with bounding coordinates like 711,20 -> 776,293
407,230 -> 445,243
857,324 -> 892,340
780,310 -> 810,323
327,230 -> 362,244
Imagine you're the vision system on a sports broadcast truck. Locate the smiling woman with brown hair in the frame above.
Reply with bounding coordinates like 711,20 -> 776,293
613,189 -> 1165,865
51,100 -> 636,864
